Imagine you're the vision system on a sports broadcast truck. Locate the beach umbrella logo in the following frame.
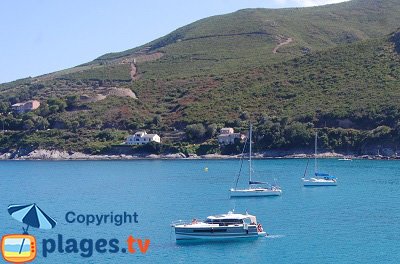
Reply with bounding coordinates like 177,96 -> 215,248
8,204 -> 57,233
1,204 -> 56,263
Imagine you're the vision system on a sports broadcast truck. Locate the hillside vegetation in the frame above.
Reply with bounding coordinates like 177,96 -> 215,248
0,0 -> 399,156
96,0 -> 400,77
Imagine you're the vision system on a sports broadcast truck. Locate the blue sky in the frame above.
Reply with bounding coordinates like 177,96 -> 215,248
0,0 -> 348,83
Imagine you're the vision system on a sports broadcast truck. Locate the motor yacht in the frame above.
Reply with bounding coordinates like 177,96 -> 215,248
172,211 -> 266,240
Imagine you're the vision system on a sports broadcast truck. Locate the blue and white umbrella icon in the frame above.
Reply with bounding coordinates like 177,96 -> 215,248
8,203 -> 57,232
8,204 -> 57,254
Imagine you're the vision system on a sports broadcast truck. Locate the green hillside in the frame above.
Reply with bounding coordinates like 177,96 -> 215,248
0,0 -> 399,156
95,0 -> 400,77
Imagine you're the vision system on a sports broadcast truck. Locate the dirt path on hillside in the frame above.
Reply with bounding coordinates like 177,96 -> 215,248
273,37 -> 293,54
128,52 -> 164,81
130,62 -> 138,80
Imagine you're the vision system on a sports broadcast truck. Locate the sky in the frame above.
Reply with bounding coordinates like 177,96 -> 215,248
0,0 -> 349,83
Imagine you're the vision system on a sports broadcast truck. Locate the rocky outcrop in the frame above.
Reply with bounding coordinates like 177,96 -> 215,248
107,87 -> 137,99
200,154 -> 239,159
0,149 -> 188,160
18,149 -> 92,160
0,153 -> 12,159
80,94 -> 107,103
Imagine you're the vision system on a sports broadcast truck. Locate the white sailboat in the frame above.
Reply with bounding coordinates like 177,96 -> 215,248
230,124 -> 282,197
302,132 -> 337,186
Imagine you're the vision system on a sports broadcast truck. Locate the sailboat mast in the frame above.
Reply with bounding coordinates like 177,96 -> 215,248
249,124 -> 252,182
314,132 -> 318,174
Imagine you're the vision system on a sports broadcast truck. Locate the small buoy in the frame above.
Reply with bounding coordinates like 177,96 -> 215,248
204,167 -> 208,172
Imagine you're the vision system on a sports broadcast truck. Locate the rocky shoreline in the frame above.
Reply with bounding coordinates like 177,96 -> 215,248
0,149 -> 398,161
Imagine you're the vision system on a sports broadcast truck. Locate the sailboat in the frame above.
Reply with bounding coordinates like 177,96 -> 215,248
230,124 -> 282,197
302,132 -> 337,186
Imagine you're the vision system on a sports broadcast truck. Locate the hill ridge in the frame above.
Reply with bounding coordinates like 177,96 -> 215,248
94,0 -> 400,63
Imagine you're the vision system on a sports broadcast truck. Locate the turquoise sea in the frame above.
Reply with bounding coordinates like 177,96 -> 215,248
1,159 -> 399,263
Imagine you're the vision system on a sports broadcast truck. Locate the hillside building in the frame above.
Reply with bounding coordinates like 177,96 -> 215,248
12,100 -> 41,113
217,128 -> 245,145
126,131 -> 161,145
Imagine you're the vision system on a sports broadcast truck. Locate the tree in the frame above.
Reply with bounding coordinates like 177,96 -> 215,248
284,122 -> 312,147
240,111 -> 250,120
232,119 -> 242,127
370,126 -> 392,139
152,115 -> 162,126
280,117 -> 289,127
186,123 -> 206,140
96,130 -> 116,141
71,121 -> 80,132
23,120 -> 34,130
78,115 -> 90,128
206,124 -> 218,138
127,119 -> 140,130
256,122 -> 285,149
258,113 -> 270,125
38,103 -> 50,116
49,105 -> 59,114
22,112 -> 36,121
66,95 -> 79,110
0,102 -> 9,113
91,119 -> 103,129
47,98 -> 67,112
35,117 -> 49,130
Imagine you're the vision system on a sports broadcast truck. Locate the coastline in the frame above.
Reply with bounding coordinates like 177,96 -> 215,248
0,149 -> 398,161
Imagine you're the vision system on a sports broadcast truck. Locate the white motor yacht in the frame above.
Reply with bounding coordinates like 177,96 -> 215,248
171,211 -> 266,240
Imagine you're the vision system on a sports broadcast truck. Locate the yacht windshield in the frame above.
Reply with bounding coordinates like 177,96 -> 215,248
204,219 -> 244,225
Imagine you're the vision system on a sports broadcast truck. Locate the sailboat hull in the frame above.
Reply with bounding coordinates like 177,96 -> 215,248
230,188 -> 282,197
302,178 -> 337,186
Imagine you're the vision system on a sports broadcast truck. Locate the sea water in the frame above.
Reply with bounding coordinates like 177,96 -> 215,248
0,159 -> 399,263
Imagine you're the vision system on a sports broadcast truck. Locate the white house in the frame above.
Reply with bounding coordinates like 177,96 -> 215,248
126,131 -> 161,145
217,128 -> 245,145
